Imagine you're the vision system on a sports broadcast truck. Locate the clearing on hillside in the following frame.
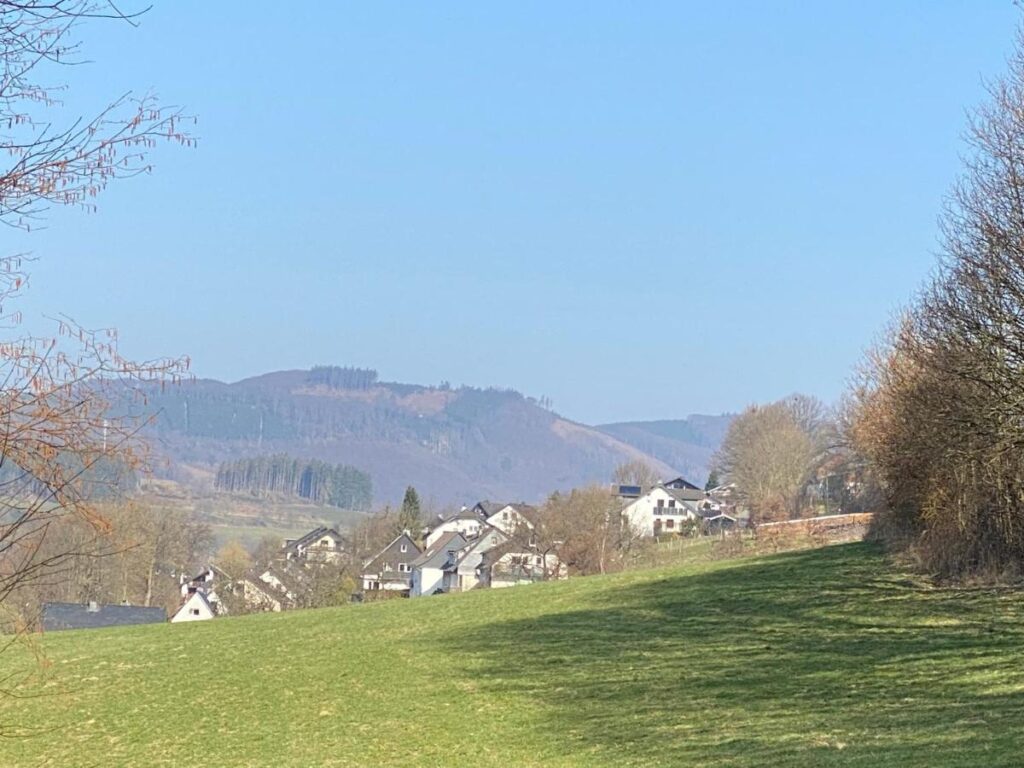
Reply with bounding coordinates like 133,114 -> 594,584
0,543 -> 1021,767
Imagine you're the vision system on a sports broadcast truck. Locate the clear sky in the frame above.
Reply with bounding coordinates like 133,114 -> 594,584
8,2 -> 1021,424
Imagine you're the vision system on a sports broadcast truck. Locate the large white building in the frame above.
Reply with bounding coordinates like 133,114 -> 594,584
620,479 -> 709,537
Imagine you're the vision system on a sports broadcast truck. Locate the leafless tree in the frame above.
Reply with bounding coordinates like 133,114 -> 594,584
848,25 -> 1024,578
537,485 -> 641,575
612,460 -> 661,490
714,400 -> 817,522
0,1 -> 192,630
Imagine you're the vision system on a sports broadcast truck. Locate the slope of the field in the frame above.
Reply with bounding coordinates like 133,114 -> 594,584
2,543 -> 1022,767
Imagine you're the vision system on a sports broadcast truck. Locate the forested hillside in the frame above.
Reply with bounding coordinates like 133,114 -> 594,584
132,367 -> 715,505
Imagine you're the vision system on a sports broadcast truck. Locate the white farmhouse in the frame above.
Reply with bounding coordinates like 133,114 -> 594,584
621,483 -> 707,537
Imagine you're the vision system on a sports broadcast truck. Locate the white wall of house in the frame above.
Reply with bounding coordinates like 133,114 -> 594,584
453,527 -> 507,591
484,506 -> 532,537
170,592 -> 215,623
622,487 -> 700,537
412,566 -> 445,596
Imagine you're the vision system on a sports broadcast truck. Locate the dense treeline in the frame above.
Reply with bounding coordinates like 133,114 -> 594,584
848,29 -> 1024,578
215,454 -> 372,509
307,366 -> 378,390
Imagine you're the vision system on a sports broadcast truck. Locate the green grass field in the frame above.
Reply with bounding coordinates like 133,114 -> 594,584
1,542 -> 1022,767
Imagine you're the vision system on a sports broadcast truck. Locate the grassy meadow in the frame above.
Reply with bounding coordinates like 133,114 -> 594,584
1,542 -> 1022,767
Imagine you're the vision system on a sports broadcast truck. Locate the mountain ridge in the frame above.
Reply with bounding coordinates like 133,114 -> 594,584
136,367 -> 729,506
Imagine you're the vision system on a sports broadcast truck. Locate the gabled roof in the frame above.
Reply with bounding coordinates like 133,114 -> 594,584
362,532 -> 422,573
484,502 -> 539,524
411,530 -> 467,568
42,602 -> 166,632
452,526 -> 508,569
663,477 -> 702,491
470,501 -> 509,518
173,590 -> 216,619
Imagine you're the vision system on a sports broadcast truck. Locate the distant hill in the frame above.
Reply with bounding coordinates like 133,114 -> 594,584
596,414 -> 734,486
134,367 -> 725,506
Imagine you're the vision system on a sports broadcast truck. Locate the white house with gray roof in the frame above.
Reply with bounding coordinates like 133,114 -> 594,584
621,483 -> 707,537
410,530 -> 468,597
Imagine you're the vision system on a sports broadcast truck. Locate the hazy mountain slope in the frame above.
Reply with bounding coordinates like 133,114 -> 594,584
137,368 -> 682,505
596,414 -> 734,486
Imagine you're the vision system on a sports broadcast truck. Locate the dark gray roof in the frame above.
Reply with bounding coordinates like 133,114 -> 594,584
42,602 -> 166,632
663,477 -> 702,491
363,532 -> 422,574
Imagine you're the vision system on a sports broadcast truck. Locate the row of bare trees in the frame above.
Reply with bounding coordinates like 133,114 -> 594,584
4,502 -> 211,629
846,28 -> 1024,578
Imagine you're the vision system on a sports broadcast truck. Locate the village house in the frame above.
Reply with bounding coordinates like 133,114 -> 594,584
361,532 -> 422,594
478,541 -> 563,588
445,524 -> 508,592
619,480 -> 707,537
171,590 -> 217,623
171,564 -> 228,622
282,526 -> 347,563
41,601 -> 166,632
423,507 -> 487,547
409,530 -> 467,597
482,502 -> 538,537
424,501 -> 538,548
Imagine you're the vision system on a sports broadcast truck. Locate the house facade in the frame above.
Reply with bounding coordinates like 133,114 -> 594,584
282,527 -> 347,563
482,503 -> 537,537
424,508 -> 487,547
362,532 -> 422,593
409,531 -> 467,597
447,525 -> 509,592
621,484 -> 707,537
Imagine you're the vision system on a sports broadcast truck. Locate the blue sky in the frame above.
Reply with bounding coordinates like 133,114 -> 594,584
8,2 -> 1020,424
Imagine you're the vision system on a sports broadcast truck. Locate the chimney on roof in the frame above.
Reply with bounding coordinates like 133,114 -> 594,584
87,600 -> 99,613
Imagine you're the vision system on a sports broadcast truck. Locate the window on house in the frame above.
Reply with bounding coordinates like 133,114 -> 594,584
666,519 -> 675,529
668,500 -> 676,508
535,556 -> 542,565
398,563 -> 411,573
656,499 -> 664,508
400,544 -> 408,553
190,608 -> 200,616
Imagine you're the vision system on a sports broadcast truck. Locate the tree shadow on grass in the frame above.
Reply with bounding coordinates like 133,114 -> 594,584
441,543 -> 1024,767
